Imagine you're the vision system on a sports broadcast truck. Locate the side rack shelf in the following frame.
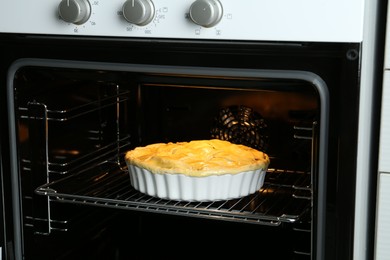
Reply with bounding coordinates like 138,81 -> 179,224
35,161 -> 311,226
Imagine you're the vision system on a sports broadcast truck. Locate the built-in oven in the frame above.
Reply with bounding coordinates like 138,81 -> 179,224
0,0 -> 385,259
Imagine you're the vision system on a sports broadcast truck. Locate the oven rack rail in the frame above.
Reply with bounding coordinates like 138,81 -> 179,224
18,88 -> 130,121
21,136 -> 132,176
35,161 -> 311,227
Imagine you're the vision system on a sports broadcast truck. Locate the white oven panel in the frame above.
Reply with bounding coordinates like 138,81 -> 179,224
0,0 -> 365,42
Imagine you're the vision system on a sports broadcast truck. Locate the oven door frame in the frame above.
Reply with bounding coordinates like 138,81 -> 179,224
0,34 -> 362,260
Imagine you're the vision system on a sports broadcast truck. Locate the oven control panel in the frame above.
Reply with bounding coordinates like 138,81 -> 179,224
0,0 -> 364,42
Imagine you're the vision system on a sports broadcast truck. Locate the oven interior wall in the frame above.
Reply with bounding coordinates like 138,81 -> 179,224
13,66 -> 318,259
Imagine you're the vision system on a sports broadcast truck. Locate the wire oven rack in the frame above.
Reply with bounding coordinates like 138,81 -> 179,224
35,160 -> 311,226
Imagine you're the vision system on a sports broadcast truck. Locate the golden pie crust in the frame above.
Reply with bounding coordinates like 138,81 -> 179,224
125,139 -> 270,177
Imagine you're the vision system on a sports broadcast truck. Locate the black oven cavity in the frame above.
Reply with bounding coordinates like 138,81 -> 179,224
10,61 -> 323,259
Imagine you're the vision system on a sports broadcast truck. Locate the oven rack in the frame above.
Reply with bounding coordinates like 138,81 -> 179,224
35,161 -> 311,226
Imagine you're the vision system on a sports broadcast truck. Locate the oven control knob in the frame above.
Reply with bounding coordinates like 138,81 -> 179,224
122,0 -> 155,26
189,0 -> 223,28
58,0 -> 91,25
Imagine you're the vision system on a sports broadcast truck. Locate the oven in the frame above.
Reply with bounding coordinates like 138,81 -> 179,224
0,0 -> 385,259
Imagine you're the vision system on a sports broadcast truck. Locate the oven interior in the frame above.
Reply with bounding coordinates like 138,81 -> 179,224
13,64 -> 320,259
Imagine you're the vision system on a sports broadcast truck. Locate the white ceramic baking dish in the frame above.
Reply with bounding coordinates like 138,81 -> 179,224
126,164 -> 268,201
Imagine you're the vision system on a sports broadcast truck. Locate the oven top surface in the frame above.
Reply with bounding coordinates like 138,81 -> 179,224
0,0 -> 365,42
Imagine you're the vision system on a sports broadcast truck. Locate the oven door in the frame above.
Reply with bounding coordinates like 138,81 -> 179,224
0,35 -> 361,260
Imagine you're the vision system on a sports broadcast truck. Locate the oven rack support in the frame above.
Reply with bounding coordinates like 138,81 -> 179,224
19,85 -> 131,235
